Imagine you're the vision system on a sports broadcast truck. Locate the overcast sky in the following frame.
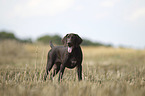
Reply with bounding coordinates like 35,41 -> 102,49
0,0 -> 145,49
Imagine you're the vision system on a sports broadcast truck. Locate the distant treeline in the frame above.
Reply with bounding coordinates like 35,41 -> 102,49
0,31 -> 112,47
0,31 -> 32,43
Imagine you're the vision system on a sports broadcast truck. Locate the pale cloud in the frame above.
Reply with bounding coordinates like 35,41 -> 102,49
96,0 -> 120,20
95,12 -> 109,20
74,5 -> 84,11
128,8 -> 145,21
100,0 -> 120,7
12,0 -> 75,18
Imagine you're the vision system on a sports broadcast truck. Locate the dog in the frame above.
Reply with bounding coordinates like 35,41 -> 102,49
44,33 -> 83,81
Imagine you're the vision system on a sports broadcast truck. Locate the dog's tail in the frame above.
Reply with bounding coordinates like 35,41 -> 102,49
49,41 -> 54,48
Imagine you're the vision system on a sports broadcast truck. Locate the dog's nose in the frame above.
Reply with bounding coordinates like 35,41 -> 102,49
67,42 -> 72,46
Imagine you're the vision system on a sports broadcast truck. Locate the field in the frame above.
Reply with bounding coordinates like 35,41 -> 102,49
0,40 -> 145,96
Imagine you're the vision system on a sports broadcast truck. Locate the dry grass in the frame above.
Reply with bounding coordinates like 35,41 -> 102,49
0,40 -> 145,96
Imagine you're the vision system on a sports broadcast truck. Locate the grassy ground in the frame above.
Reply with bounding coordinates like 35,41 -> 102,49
0,40 -> 145,96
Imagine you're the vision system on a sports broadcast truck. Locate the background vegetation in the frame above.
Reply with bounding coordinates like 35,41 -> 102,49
0,31 -> 145,96
0,31 -> 32,43
0,31 -> 111,47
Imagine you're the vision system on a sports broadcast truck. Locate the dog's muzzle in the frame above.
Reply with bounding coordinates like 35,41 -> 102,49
68,47 -> 73,53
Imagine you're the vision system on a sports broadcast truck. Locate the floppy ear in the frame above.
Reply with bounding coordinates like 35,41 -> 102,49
75,34 -> 83,47
62,34 -> 68,46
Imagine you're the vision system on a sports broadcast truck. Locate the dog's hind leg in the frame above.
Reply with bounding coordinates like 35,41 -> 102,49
49,63 -> 60,80
58,64 -> 65,82
43,59 -> 55,81
52,64 -> 60,77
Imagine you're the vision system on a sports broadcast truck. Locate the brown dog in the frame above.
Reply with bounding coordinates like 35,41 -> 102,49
44,33 -> 83,81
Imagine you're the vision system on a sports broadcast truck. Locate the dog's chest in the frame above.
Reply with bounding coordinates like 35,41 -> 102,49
70,56 -> 77,64
66,54 -> 78,68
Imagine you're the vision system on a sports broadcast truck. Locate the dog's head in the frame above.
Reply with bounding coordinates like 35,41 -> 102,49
62,33 -> 82,53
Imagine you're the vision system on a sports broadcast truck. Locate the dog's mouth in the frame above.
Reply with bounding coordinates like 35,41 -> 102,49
67,42 -> 74,53
68,46 -> 73,53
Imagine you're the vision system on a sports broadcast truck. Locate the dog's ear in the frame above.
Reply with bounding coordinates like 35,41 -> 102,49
62,34 -> 68,46
75,34 -> 83,47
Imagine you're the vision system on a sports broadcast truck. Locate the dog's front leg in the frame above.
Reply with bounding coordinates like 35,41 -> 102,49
77,64 -> 82,81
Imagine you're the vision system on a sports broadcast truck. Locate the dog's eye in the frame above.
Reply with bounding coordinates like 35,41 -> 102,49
72,35 -> 76,39
67,35 -> 70,38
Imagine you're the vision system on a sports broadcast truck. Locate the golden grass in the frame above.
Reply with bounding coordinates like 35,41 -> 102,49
0,40 -> 145,96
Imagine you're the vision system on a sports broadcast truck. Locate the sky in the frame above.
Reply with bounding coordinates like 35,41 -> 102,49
0,0 -> 145,49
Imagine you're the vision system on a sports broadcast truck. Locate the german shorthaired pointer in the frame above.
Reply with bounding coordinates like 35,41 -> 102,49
44,33 -> 83,81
